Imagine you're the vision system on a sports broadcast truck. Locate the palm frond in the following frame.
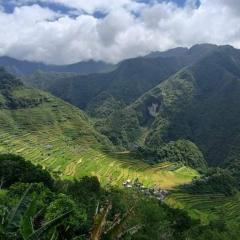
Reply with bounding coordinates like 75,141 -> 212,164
26,211 -> 71,240
20,194 -> 38,240
6,184 -> 33,233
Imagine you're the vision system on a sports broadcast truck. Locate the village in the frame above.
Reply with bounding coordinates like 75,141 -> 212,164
123,178 -> 169,201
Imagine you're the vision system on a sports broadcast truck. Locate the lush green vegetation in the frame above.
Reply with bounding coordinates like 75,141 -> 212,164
127,46 -> 240,167
137,140 -> 206,170
182,168 -> 237,196
0,154 -> 53,188
0,130 -> 197,189
1,154 -> 240,240
1,45 -> 240,239
98,108 -> 141,148
166,191 -> 240,227
21,45 -> 240,168
0,154 -> 194,239
0,69 -> 197,189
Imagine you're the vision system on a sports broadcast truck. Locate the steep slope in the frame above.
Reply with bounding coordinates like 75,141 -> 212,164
0,56 -> 114,75
132,45 -> 240,165
21,71 -> 79,92
0,68 -> 109,147
82,44 -> 223,154
22,44 -> 219,115
21,53 -> 186,112
0,68 -> 197,188
24,55 -> 186,111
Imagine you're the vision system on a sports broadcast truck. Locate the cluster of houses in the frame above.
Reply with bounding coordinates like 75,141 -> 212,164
123,178 -> 168,201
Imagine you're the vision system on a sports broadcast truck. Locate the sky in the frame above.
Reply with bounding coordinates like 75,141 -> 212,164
0,0 -> 239,65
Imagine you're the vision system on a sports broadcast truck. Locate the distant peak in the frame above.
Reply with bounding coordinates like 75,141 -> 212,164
190,43 -> 218,49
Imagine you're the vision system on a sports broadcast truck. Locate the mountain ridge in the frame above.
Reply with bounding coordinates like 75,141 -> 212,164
0,56 -> 115,75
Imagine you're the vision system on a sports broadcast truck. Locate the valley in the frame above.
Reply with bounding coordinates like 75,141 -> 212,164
0,105 -> 197,189
1,0 -> 240,238
1,45 -> 240,239
0,68 -> 197,189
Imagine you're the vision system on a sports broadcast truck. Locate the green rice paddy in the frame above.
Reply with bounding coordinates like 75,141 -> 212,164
0,128 -> 198,188
166,191 -> 240,224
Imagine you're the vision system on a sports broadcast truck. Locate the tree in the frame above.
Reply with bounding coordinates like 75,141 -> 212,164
0,154 -> 53,188
45,194 -> 87,239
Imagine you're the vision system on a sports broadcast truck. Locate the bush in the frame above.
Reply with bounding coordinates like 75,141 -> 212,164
0,154 -> 53,188
183,168 -> 237,196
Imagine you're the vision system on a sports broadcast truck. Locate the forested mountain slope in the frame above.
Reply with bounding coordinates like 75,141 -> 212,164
23,44 -> 219,112
17,44 -> 240,167
132,45 -> 240,165
26,56 -> 185,109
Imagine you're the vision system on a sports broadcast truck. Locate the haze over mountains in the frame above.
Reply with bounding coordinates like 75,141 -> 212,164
0,56 -> 115,76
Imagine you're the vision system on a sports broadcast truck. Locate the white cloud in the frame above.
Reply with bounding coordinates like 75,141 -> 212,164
0,0 -> 240,64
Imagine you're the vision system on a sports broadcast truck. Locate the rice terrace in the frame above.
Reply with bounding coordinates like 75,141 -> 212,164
0,129 -> 198,189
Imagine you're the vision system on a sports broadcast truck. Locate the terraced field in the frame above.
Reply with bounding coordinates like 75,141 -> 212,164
0,75 -> 199,189
0,128 -> 198,188
166,191 -> 240,223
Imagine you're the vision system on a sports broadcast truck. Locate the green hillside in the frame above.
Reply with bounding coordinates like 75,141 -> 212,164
131,46 -> 240,166
1,46 -> 240,239
0,68 -> 198,189
166,191 -> 240,224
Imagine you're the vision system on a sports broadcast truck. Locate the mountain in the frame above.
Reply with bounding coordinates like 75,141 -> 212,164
23,44 -> 219,113
145,47 -> 189,58
1,53 -> 240,240
131,45 -> 240,166
0,56 -> 115,75
145,43 -> 218,63
0,68 -> 197,187
23,53 -> 186,110
21,71 -> 79,91
20,43 -> 240,167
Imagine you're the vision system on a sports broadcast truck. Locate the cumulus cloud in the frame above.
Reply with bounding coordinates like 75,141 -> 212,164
0,0 -> 240,64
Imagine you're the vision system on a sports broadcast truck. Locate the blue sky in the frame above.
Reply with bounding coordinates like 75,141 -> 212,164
2,1 -> 74,14
1,0 -> 196,14
0,0 -> 239,64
